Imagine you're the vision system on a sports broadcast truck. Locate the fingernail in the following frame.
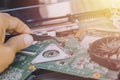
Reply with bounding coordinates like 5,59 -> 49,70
24,34 -> 33,47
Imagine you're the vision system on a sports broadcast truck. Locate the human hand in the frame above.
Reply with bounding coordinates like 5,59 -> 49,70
0,13 -> 33,73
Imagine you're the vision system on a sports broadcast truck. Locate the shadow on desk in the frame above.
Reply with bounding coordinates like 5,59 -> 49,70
27,69 -> 97,80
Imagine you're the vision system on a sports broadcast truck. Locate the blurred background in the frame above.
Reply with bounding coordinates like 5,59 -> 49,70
0,0 -> 120,28
0,0 -> 120,13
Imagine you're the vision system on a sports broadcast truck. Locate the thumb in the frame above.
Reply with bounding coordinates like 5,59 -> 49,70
0,34 -> 33,73
5,34 -> 33,52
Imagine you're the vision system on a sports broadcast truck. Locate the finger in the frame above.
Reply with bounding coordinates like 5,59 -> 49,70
0,25 -> 6,44
0,34 -> 33,73
0,13 -> 8,43
6,30 -> 18,35
0,13 -> 33,34
4,34 -> 33,52
0,13 -> 33,44
6,15 -> 33,34
0,45 -> 15,73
